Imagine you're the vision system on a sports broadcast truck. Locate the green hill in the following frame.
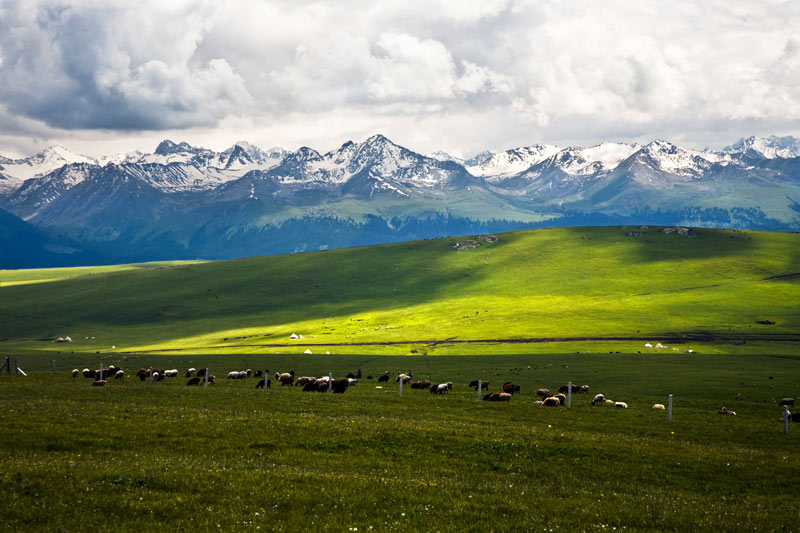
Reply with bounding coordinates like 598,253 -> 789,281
1,226 -> 799,356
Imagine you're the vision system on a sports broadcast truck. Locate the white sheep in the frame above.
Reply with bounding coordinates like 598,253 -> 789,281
652,403 -> 665,410
164,369 -> 178,378
72,368 -> 79,378
591,393 -> 606,405
615,401 -> 628,409
114,370 -> 125,380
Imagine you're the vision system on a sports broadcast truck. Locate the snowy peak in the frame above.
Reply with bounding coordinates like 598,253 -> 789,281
724,135 -> 800,159
154,140 -> 195,156
0,145 -> 97,181
632,140 -> 723,175
467,144 -> 561,177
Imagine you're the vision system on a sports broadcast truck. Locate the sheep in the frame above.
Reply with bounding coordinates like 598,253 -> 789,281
497,392 -> 511,402
396,373 -> 412,384
604,399 -> 614,405
559,384 -> 579,394
718,406 -> 736,416
435,383 -> 451,394
275,371 -> 295,386
542,396 -> 561,406
533,400 -> 545,406
591,393 -> 606,406
553,393 -> 567,406
469,380 -> 489,391
187,377 -> 202,386
347,378 -> 358,387
136,368 -> 148,381
196,368 -> 208,378
71,368 -> 79,378
255,378 -> 271,389
83,368 -> 97,379
331,378 -> 350,393
579,385 -> 590,394
502,382 -> 520,395
378,374 -> 390,383
114,370 -> 125,380
535,388 -> 550,398
185,368 -> 197,377
482,393 -> 510,402
652,403 -> 665,410
295,376 -> 316,387
92,379 -> 107,387
254,370 -> 263,378
164,369 -> 179,378
227,370 -> 247,379
152,372 -> 160,381
779,398 -> 794,407
615,401 -> 628,409
411,379 -> 432,390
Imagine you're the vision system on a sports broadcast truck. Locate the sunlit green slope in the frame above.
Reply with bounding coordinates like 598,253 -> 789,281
1,226 -> 798,355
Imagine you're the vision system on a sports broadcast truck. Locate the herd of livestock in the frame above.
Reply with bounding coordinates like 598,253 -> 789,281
69,364 -> 797,418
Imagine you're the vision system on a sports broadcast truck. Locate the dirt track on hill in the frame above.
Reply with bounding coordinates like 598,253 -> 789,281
125,333 -> 800,354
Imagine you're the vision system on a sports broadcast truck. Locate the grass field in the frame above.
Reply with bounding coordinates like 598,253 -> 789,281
1,226 -> 799,357
1,352 -> 799,531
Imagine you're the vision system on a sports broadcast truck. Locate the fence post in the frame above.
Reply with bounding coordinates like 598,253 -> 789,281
668,394 -> 673,422
567,381 -> 572,409
785,405 -> 790,436
328,372 -> 333,392
477,380 -> 482,400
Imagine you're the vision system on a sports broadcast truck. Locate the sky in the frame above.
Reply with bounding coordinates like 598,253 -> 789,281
1,0 -> 799,159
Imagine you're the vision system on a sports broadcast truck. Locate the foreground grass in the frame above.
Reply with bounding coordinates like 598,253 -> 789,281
2,353 -> 799,531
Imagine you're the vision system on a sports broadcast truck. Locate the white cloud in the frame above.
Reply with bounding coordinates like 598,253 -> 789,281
2,0 -> 800,156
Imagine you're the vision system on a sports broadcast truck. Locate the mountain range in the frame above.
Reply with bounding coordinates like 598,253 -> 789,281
2,134 -> 800,268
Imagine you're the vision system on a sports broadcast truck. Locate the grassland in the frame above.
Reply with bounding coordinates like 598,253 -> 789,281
1,352 -> 799,531
1,226 -> 799,357
2,226 -> 800,529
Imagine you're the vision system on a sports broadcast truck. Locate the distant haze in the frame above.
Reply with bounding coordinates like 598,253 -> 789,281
1,1 -> 800,158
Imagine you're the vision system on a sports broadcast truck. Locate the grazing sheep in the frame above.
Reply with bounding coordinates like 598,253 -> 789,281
435,383 -> 451,394
136,368 -> 148,381
591,393 -> 606,406
469,380 -> 490,391
255,378 -> 271,389
615,401 -> 628,409
72,368 -> 79,378
536,388 -> 550,398
83,368 -> 97,379
227,370 -> 247,379
331,378 -> 350,393
411,380 -> 432,390
652,403 -> 666,410
604,399 -> 614,405
559,384 -> 579,394
92,379 -> 107,387
164,369 -> 179,378
152,372 -> 160,381
187,377 -> 202,386
779,398 -> 794,407
378,374 -> 390,383
579,385 -> 590,394
114,370 -> 125,380
542,396 -> 561,407
782,412 -> 800,423
533,400 -> 545,406
396,373 -> 412,384
275,371 -> 295,386
196,368 -> 208,378
295,376 -> 316,387
553,393 -> 567,406
502,382 -> 520,395
718,406 -> 736,416
497,392 -> 511,402
185,368 -> 197,377
482,393 -> 509,402
347,378 -> 358,387
254,370 -> 263,378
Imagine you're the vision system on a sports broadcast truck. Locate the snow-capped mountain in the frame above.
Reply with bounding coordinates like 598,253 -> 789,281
2,133 -> 800,268
723,135 -> 800,159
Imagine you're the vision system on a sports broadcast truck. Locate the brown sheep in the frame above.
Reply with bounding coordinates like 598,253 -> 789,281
275,371 -> 295,386
396,373 -> 412,384
411,380 -> 432,390
469,380 -> 490,390
553,393 -> 567,405
542,396 -> 561,406
718,406 -> 736,416
187,377 -> 202,386
91,379 -> 107,387
536,388 -> 550,398
558,384 -> 579,394
503,382 -> 520,395
579,385 -> 590,394
378,374 -> 390,383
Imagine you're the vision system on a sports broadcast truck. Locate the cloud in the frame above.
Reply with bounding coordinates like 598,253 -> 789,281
2,0 -> 800,155
0,0 -> 251,130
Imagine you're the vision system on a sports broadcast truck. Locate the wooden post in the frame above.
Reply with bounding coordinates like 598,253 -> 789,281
567,381 -> 572,409
668,394 -> 673,422
477,380 -> 482,400
785,405 -> 790,436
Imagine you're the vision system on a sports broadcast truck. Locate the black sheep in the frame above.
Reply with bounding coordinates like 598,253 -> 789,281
255,378 -> 270,389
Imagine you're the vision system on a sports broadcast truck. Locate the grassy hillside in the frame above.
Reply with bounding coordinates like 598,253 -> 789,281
1,226 -> 799,356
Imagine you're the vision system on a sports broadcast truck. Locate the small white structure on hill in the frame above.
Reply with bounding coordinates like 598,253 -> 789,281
644,343 -> 653,349
290,333 -> 298,340
304,349 -> 312,354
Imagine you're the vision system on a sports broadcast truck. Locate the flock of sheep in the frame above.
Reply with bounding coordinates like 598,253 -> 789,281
69,365 -> 795,418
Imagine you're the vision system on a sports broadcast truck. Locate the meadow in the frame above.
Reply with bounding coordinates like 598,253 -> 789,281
1,226 -> 799,357
2,226 -> 799,530
1,352 -> 799,531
